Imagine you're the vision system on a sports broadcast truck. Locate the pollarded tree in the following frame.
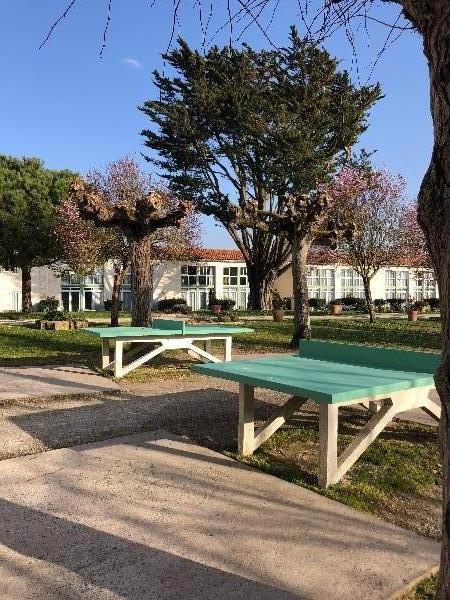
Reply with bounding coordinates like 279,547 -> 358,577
69,157 -> 193,326
0,155 -> 76,312
140,29 -> 381,313
328,166 -> 407,323
54,197 -> 130,326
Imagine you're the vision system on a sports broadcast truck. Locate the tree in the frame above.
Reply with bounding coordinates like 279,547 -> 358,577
69,157 -> 193,326
54,197 -> 130,326
141,29 -> 380,326
0,155 -> 75,312
328,166 -> 406,323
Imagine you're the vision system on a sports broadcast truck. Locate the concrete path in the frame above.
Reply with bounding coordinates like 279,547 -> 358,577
0,430 -> 439,600
0,364 -> 120,402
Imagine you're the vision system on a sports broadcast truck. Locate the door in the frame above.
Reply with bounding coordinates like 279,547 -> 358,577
10,291 -> 20,312
186,290 -> 196,310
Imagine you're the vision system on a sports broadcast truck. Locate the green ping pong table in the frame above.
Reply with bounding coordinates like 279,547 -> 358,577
191,340 -> 441,488
87,319 -> 253,378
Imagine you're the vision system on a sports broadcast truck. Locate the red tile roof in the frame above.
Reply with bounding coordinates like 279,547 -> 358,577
192,248 -> 245,261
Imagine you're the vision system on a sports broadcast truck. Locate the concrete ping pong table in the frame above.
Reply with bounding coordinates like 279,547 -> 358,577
87,319 -> 253,378
192,340 -> 441,488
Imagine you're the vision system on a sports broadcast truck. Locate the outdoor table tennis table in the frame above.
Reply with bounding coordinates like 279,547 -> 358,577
192,340 -> 441,488
87,319 -> 253,378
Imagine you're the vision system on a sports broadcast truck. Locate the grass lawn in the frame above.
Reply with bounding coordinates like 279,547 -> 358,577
403,575 -> 437,599
0,317 -> 441,371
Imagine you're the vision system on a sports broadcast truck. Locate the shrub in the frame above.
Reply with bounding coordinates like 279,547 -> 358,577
43,310 -> 67,321
386,298 -> 405,313
157,298 -> 187,311
428,298 -> 440,311
104,299 -> 123,311
168,303 -> 192,314
329,298 -> 343,306
38,296 -> 59,313
209,298 -> 236,311
412,299 -> 428,311
308,298 -> 326,310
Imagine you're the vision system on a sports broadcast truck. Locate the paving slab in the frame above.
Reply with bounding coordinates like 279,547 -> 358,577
0,430 -> 439,600
0,364 -> 120,401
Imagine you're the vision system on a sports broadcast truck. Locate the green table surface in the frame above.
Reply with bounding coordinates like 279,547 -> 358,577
191,355 -> 435,404
86,325 -> 254,338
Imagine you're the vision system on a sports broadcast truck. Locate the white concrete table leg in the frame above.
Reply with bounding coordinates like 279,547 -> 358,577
318,404 -> 339,488
205,339 -> 212,354
101,339 -> 110,369
114,340 -> 124,378
224,336 -> 232,362
238,383 -> 255,456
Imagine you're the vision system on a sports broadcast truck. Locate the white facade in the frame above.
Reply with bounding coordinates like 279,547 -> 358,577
0,255 -> 251,312
0,254 -> 437,313
276,265 -> 438,302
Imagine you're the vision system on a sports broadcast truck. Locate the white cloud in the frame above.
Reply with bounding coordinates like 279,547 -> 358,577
122,58 -> 143,69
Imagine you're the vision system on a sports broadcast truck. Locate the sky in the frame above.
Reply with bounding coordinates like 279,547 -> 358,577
0,1 -> 432,247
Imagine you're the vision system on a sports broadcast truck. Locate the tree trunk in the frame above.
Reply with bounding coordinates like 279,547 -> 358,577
291,234 -> 311,347
21,265 -> 32,313
130,235 -> 152,327
361,275 -> 375,323
110,264 -> 126,327
247,264 -> 276,310
414,6 -> 450,596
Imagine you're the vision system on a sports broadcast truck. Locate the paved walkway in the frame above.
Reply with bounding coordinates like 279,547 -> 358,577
0,365 -> 120,402
0,430 -> 439,600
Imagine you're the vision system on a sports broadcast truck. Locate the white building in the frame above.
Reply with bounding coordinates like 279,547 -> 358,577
0,248 -> 437,312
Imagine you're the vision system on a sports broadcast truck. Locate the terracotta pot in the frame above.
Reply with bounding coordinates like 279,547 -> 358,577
330,304 -> 342,316
408,310 -> 418,322
212,304 -> 222,315
272,308 -> 284,323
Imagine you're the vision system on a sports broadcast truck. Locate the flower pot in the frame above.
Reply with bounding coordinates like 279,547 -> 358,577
212,304 -> 222,315
272,308 -> 284,323
408,310 -> 419,322
330,304 -> 342,316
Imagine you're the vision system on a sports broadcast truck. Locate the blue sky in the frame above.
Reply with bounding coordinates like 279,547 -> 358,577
0,1 -> 432,247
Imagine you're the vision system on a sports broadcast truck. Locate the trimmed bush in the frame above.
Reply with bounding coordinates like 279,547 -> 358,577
169,303 -> 192,314
209,298 -> 236,311
38,296 -> 60,313
428,298 -> 440,311
157,298 -> 188,311
386,298 -> 405,313
308,298 -> 326,310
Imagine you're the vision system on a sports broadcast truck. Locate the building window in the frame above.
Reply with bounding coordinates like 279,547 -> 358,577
223,266 -> 247,287
385,270 -> 409,299
308,267 -> 335,301
181,265 -> 214,287
341,268 -> 364,298
415,270 -> 436,300
223,266 -> 249,309
61,269 -> 103,311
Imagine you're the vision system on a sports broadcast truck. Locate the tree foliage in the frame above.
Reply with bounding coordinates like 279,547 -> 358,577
0,155 -> 76,311
69,157 -> 197,326
141,28 -> 381,314
328,166 -> 408,321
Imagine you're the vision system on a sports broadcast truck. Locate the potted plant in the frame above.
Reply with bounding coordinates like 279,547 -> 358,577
413,299 -> 428,314
272,291 -> 285,322
329,298 -> 343,316
406,299 -> 419,322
